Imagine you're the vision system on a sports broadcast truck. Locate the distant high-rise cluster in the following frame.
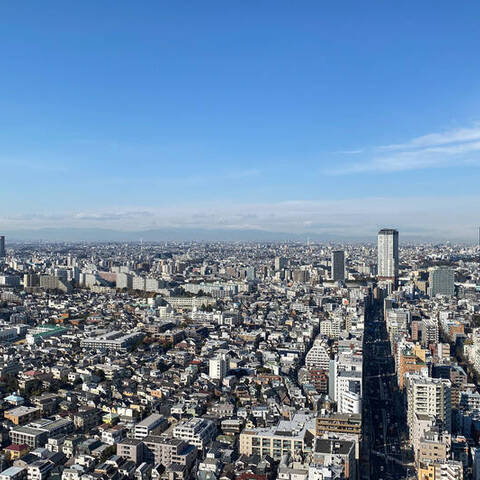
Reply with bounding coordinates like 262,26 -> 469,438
378,228 -> 399,285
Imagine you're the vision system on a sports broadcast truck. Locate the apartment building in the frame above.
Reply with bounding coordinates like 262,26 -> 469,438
407,375 -> 452,440
239,414 -> 314,459
4,406 -> 41,426
143,436 -> 196,469
0,467 -> 26,480
134,414 -> 168,440
172,418 -> 216,449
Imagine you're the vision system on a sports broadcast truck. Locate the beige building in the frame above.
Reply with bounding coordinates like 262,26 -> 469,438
4,407 -> 41,426
417,429 -> 451,466
418,460 -> 463,480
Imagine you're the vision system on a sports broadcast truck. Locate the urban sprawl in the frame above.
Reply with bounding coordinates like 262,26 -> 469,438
0,231 -> 479,480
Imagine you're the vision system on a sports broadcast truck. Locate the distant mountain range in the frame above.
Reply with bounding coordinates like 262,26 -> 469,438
2,227 -> 350,243
0,227 -> 452,243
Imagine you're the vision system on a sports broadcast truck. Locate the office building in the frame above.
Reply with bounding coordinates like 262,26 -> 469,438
246,266 -> 256,281
316,412 -> 362,437
429,267 -> 455,297
331,250 -> 345,281
378,228 -> 399,285
0,236 -> 5,258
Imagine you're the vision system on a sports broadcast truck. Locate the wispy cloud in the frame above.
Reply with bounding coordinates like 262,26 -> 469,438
333,149 -> 364,155
378,124 -> 480,151
328,123 -> 480,174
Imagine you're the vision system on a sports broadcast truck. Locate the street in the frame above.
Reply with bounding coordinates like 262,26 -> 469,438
361,303 -> 414,480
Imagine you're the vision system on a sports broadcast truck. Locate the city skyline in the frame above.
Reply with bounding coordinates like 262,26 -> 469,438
1,2 -> 480,241
1,4 -> 479,478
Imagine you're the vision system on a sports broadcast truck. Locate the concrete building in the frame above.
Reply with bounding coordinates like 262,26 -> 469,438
27,460 -> 53,480
172,418 -> 216,449
275,256 -> 286,271
407,375 -> 452,439
10,426 -> 47,448
336,371 -> 362,414
305,337 -> 330,370
0,467 -> 26,480
316,412 -> 362,437
4,406 -> 41,426
134,414 -> 168,440
116,273 -> 133,290
418,460 -> 463,480
26,326 -> 67,345
143,436 -> 196,469
417,429 -> 451,466
312,438 -> 356,480
239,414 -> 314,459
80,331 -> 144,352
117,438 -> 145,464
39,275 -> 71,292
429,267 -> 455,297
208,352 -> 229,380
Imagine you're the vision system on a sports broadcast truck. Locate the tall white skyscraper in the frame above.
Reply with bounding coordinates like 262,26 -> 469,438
377,229 -> 399,284
331,250 -> 345,281
274,256 -> 286,271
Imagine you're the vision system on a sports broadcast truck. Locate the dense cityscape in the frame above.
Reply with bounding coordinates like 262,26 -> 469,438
0,232 -> 478,480
3,0 -> 480,478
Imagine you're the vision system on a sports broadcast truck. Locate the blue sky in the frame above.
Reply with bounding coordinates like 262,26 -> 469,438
1,1 -> 480,240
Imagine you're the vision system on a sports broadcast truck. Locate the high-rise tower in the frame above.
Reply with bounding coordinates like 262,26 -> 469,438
331,250 -> 345,282
0,236 -> 5,258
377,229 -> 399,285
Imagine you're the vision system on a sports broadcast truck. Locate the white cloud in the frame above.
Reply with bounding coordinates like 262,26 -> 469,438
329,123 -> 480,174
378,124 -> 480,150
